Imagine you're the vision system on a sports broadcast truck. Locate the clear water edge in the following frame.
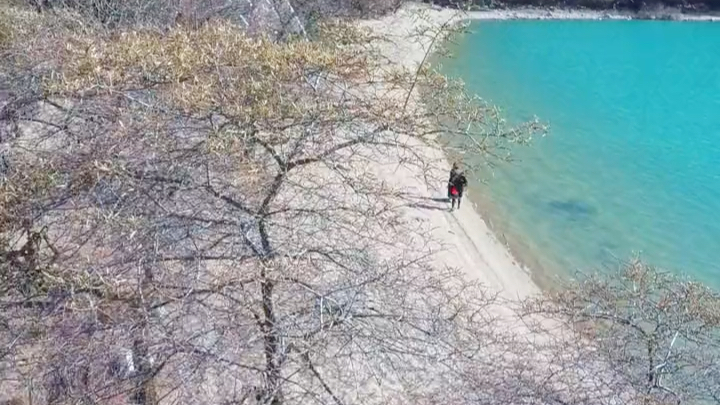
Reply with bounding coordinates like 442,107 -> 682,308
465,180 -> 568,291
433,19 -> 720,290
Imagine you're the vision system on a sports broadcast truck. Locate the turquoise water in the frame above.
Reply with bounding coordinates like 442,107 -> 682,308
440,20 -> 720,288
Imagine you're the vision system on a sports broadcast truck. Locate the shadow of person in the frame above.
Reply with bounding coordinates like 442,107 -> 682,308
408,202 -> 448,211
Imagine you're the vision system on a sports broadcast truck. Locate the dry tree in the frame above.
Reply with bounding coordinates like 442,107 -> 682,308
522,259 -> 720,405
0,3 -> 564,405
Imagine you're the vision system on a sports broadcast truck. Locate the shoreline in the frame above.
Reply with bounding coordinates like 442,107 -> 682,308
361,5 -> 543,300
463,182 -> 567,291
438,4 -> 720,21
364,1 -> 720,297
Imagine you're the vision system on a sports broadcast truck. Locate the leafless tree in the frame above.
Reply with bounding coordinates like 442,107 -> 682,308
0,3 -> 560,404
19,0 -> 407,37
10,2 -> 711,405
524,259 -> 720,405
7,3 -> 689,405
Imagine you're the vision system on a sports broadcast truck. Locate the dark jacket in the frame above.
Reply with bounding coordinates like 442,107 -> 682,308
451,172 -> 468,194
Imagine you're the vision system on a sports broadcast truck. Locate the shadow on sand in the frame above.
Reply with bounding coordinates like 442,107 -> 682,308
401,195 -> 452,212
407,202 -> 449,212
429,197 -> 451,203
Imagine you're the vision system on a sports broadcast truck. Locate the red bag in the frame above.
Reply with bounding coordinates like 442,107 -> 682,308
450,186 -> 458,196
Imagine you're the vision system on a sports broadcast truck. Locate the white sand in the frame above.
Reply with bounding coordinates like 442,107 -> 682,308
360,5 -> 541,301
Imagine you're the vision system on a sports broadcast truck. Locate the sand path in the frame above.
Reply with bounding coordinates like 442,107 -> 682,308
361,4 -> 540,301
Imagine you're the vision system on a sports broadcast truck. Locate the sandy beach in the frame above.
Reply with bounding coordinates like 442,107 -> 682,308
360,4 -> 542,301
360,2 -> 720,303
359,1 -> 718,301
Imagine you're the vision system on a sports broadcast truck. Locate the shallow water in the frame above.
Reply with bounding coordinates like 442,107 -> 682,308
439,20 -> 720,288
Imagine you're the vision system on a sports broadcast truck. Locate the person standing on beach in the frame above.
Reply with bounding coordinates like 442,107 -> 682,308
449,168 -> 468,212
448,163 -> 459,200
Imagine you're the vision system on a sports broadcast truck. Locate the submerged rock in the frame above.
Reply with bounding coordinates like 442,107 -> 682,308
547,198 -> 597,222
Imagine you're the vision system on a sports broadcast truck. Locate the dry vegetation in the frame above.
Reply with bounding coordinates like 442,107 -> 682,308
524,260 -> 720,404
2,1 -> 720,405
0,3 -> 541,404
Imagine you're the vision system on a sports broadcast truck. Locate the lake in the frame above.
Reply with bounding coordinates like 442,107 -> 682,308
439,20 -> 720,288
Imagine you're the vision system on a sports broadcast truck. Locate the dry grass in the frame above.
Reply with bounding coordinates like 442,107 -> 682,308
0,18 -> 9,48
0,5 -> 34,47
0,3 -> 95,70
45,22 -> 375,120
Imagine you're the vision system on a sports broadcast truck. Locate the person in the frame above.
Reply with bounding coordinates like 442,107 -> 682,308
449,169 -> 468,212
447,163 -> 459,200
